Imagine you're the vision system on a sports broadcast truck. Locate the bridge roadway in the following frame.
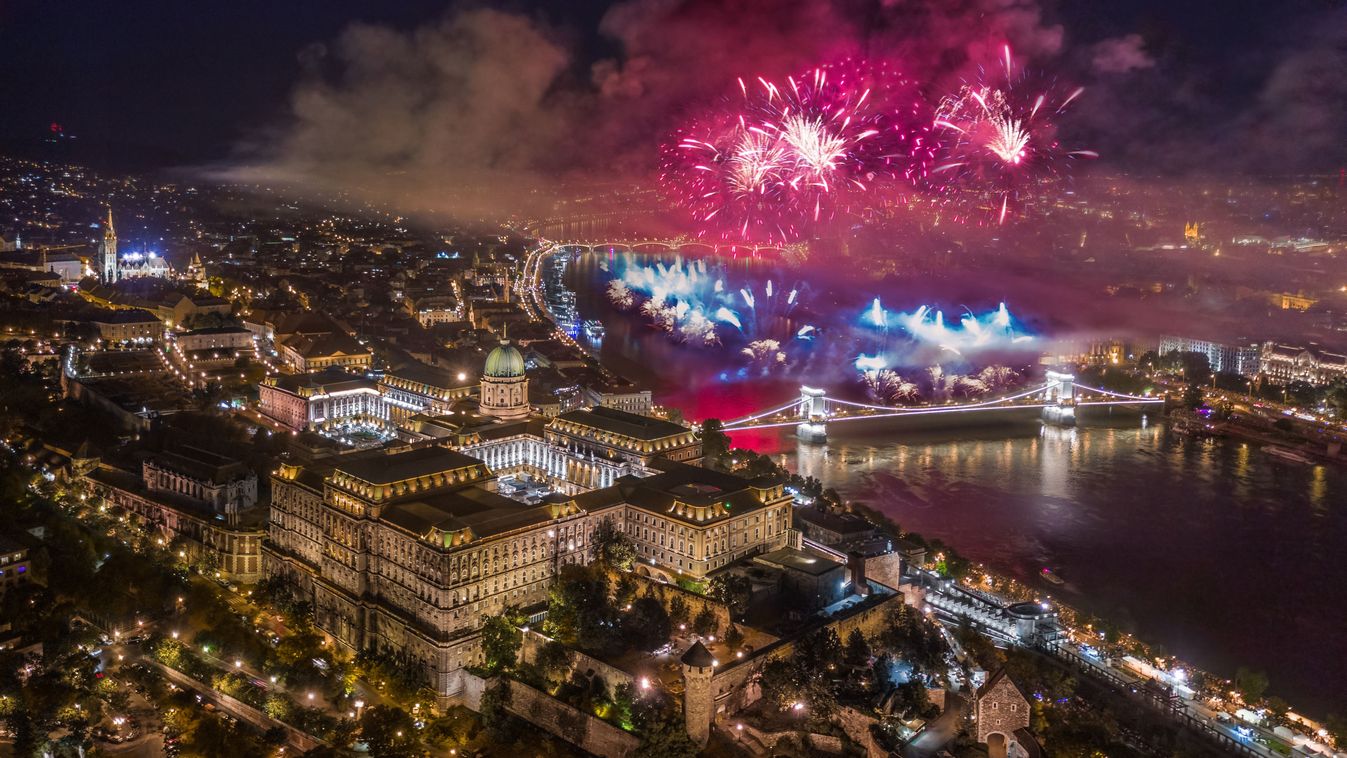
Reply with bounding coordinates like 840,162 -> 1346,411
720,380 -> 1164,437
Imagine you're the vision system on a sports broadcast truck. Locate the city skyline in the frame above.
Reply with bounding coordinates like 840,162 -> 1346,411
0,3 -> 1345,758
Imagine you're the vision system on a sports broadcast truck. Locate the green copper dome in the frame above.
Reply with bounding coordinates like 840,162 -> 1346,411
484,341 -> 525,378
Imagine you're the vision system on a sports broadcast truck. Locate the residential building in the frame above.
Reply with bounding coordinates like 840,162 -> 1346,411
142,447 -> 258,516
582,382 -> 654,415
279,331 -> 372,372
1158,335 -> 1260,375
87,455 -> 265,582
379,362 -> 477,418
793,507 -> 876,546
753,546 -> 849,608
0,535 -> 31,596
89,309 -> 163,344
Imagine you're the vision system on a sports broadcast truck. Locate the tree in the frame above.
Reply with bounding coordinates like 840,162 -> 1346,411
639,711 -> 700,758
844,629 -> 872,666
480,680 -> 520,743
708,573 -> 752,618
623,597 -> 672,652
359,704 -> 421,758
480,611 -> 523,674
603,682 -> 634,730
692,606 -> 718,638
590,517 -> 636,570
668,595 -> 690,630
759,658 -> 807,710
697,419 -> 732,470
795,628 -> 843,675
723,624 -> 744,652
614,574 -> 638,609
536,639 -> 572,684
544,564 -> 616,651
1327,381 -> 1347,419
1182,382 -> 1205,410
1235,667 -> 1269,703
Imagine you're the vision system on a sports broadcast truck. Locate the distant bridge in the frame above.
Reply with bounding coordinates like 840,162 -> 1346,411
550,239 -> 800,258
715,372 -> 1164,442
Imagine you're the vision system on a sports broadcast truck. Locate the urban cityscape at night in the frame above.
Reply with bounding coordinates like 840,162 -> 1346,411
1,2 -> 1346,757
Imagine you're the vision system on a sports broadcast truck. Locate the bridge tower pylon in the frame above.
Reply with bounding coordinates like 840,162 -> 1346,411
1043,370 -> 1077,426
798,386 -> 828,444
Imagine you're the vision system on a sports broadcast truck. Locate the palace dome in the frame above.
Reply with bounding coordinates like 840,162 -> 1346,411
484,341 -> 525,378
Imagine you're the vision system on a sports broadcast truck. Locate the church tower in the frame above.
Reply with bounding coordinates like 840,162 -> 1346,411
99,207 -> 118,283
187,251 -> 207,287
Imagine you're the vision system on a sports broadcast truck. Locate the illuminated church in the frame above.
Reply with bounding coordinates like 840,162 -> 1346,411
98,208 -> 172,283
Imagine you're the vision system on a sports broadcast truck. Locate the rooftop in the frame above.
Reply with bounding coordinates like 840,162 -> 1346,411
793,506 -> 875,537
755,547 -> 844,577
382,487 -> 556,541
681,640 -> 715,668
0,533 -> 26,556
383,359 -> 477,390
89,308 -> 161,325
270,367 -> 376,394
553,405 -> 688,441
573,462 -> 782,525
333,445 -> 483,486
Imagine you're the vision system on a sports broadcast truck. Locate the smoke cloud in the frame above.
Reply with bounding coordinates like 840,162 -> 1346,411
218,0 -> 1347,224
1091,34 -> 1155,75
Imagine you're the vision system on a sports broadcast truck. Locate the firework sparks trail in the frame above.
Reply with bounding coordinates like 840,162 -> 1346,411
931,45 -> 1096,224
862,299 -> 1031,352
660,60 -> 934,242
606,254 -> 808,354
864,369 -> 922,405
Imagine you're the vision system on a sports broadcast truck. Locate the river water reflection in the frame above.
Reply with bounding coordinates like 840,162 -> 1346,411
568,251 -> 1347,714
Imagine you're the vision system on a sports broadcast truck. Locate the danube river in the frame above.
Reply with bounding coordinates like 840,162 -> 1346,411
567,251 -> 1347,715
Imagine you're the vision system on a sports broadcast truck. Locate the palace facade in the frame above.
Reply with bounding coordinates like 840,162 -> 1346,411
264,445 -> 606,696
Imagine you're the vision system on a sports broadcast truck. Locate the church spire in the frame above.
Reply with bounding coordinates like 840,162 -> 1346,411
99,205 -> 119,283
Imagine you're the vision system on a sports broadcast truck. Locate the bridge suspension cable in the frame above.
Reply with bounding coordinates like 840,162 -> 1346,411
1071,383 -> 1164,402
720,398 -> 806,428
824,382 -> 1055,414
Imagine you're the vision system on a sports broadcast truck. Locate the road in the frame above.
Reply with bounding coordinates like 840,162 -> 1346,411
904,693 -> 967,758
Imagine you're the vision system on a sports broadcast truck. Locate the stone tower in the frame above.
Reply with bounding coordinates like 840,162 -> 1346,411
99,207 -> 118,283
680,640 -> 715,746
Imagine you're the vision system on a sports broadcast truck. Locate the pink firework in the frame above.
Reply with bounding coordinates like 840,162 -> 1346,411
931,45 -> 1096,224
660,60 -> 934,243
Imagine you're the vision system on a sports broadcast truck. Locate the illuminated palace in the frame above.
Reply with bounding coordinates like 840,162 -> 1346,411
263,349 -> 785,697
265,441 -> 790,697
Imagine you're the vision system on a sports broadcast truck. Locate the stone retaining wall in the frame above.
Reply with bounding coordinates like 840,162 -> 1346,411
625,571 -> 731,633
462,673 -> 640,758
519,629 -> 636,693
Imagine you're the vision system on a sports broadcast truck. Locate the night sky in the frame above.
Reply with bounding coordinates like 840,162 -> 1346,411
3,1 -> 1343,175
